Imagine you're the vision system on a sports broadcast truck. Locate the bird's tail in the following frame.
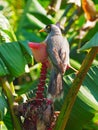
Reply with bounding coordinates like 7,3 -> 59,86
48,68 -> 63,100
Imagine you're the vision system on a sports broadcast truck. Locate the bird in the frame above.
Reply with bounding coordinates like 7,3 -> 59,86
39,24 -> 70,99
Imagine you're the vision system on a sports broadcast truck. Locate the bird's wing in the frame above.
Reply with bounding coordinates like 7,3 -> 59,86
52,47 -> 66,74
59,38 -> 70,73
47,37 -> 69,74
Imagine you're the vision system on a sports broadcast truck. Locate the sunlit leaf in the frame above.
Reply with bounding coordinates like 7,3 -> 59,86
0,14 -> 17,42
79,32 -> 98,51
68,0 -> 81,7
0,41 -> 31,77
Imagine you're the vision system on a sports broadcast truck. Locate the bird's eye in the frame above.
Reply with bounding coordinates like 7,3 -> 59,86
46,25 -> 51,29
46,25 -> 51,32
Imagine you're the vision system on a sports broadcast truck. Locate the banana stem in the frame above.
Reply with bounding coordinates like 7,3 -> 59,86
0,78 -> 22,130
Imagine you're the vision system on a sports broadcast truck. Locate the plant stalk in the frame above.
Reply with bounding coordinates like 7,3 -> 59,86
54,47 -> 98,130
47,0 -> 62,14
0,78 -> 22,130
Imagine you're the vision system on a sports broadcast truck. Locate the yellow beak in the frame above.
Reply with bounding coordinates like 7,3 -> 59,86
39,28 -> 45,32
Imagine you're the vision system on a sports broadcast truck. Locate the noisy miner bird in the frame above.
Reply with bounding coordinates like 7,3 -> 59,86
39,24 -> 70,99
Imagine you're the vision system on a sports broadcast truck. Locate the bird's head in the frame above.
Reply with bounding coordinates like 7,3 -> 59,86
39,24 -> 61,35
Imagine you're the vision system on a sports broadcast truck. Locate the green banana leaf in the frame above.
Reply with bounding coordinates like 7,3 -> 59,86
0,41 -> 32,77
80,32 -> 98,51
0,42 -> 25,77
0,58 -> 9,76
0,14 -> 33,77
